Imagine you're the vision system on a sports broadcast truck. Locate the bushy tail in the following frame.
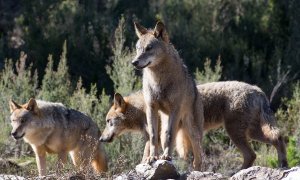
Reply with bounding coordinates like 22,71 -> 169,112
175,128 -> 191,159
92,144 -> 108,173
260,96 -> 280,141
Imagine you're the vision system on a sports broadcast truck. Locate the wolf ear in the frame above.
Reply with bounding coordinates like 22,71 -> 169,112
9,100 -> 21,113
134,21 -> 147,38
154,21 -> 169,43
114,93 -> 126,110
25,98 -> 39,114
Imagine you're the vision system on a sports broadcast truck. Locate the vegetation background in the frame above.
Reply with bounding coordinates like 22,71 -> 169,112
0,0 -> 300,178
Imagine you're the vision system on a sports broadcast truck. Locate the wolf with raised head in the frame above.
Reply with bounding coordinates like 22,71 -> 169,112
9,98 -> 108,176
131,21 -> 204,170
100,81 -> 288,170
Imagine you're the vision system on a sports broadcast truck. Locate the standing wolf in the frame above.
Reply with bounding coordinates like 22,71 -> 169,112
131,21 -> 204,170
9,98 -> 108,176
100,81 -> 288,170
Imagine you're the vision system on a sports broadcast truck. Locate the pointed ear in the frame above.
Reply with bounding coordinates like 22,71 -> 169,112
9,100 -> 21,113
154,21 -> 169,43
134,21 -> 147,38
25,98 -> 39,114
114,93 -> 126,110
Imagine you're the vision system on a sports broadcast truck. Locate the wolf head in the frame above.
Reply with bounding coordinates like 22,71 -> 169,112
9,98 -> 40,140
99,93 -> 128,142
132,21 -> 170,69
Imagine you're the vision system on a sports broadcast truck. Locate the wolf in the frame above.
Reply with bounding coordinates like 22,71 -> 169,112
100,81 -> 288,170
131,21 -> 204,170
9,98 -> 108,176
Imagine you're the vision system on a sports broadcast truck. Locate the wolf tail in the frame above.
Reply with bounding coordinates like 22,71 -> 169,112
92,143 -> 108,173
175,128 -> 191,160
260,95 -> 280,141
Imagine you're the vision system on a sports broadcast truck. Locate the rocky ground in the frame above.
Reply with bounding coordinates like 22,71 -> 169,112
1,159 -> 300,179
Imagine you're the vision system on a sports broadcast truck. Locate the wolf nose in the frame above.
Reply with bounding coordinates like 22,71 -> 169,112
11,132 -> 17,137
99,136 -> 104,142
131,60 -> 139,66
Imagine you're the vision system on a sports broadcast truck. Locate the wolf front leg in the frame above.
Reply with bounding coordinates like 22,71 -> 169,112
32,145 -> 47,176
145,104 -> 159,164
160,108 -> 180,161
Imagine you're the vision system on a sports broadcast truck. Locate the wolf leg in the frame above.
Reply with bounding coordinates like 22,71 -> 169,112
32,145 -> 46,176
56,151 -> 67,174
145,104 -> 159,164
160,108 -> 180,161
225,120 -> 256,169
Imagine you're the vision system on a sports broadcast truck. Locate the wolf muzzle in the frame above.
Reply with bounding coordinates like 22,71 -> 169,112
131,59 -> 151,69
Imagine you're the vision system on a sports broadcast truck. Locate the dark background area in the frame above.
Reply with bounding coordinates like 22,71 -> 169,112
0,0 -> 299,107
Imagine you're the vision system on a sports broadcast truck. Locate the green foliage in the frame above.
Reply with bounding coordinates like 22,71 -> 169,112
195,56 -> 222,84
38,41 -> 72,104
266,137 -> 300,168
69,78 -> 110,129
276,82 -> 300,136
106,16 -> 140,95
286,137 -> 300,167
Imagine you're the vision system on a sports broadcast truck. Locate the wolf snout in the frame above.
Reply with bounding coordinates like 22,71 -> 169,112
99,134 -> 114,143
11,131 -> 25,139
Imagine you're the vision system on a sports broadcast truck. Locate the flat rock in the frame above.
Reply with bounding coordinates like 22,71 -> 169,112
0,174 -> 25,180
185,171 -> 227,180
135,160 -> 180,180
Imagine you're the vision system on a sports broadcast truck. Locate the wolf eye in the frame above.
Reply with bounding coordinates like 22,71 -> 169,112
145,45 -> 152,51
106,119 -> 110,123
20,118 -> 26,123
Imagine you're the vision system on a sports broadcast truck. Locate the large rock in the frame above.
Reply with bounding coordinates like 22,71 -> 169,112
135,160 -> 180,180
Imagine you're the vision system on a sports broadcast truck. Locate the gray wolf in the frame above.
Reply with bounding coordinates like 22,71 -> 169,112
131,21 -> 204,170
9,98 -> 108,176
100,81 -> 288,170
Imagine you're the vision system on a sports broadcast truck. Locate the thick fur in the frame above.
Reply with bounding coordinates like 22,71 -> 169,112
100,81 -> 288,170
132,21 -> 204,170
10,99 -> 108,176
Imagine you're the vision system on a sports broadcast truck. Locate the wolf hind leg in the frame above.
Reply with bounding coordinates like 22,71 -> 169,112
249,127 -> 288,168
225,119 -> 256,169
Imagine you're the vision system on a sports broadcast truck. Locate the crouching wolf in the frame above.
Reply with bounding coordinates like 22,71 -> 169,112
100,81 -> 288,170
131,21 -> 204,170
9,98 -> 108,176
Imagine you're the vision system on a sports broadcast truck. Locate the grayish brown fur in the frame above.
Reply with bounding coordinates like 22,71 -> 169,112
10,99 -> 108,176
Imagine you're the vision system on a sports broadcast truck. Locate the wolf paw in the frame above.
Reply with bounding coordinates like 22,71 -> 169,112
159,154 -> 172,161
193,161 -> 201,171
145,156 -> 157,164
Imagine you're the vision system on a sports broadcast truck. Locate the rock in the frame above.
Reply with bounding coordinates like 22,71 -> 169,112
135,160 -> 180,180
0,174 -> 25,180
230,166 -> 300,180
282,166 -> 300,180
185,171 -> 227,180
